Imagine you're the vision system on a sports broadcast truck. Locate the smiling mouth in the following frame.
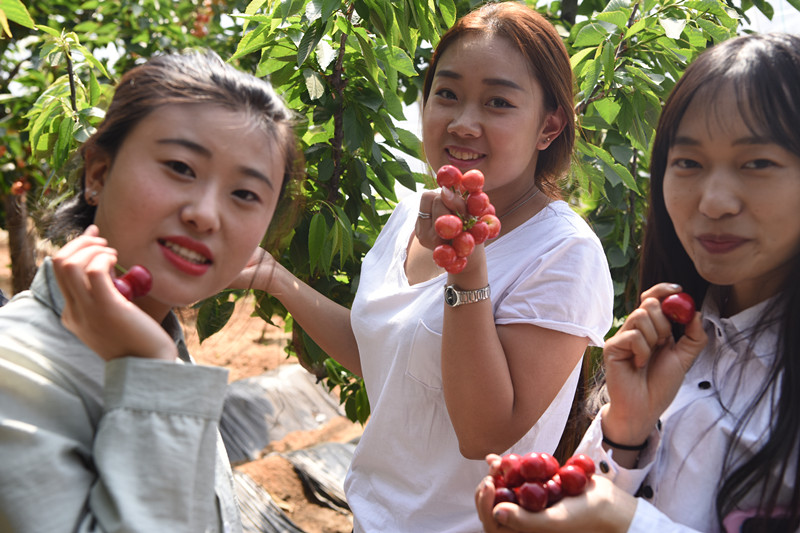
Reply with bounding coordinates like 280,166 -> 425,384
159,239 -> 212,265
447,148 -> 483,161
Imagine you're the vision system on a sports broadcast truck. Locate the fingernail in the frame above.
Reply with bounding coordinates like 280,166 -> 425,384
670,284 -> 682,290
493,508 -> 508,523
442,187 -> 454,201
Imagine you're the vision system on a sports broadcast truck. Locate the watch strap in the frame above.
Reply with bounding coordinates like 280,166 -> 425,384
444,284 -> 491,307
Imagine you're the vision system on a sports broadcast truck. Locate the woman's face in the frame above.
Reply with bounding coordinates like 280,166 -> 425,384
663,87 -> 800,312
422,33 -> 561,208
86,104 -> 284,318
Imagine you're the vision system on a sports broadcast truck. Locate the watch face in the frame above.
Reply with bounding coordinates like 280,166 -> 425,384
445,287 -> 458,306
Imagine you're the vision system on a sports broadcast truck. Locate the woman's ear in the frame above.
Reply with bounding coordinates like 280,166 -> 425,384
83,146 -> 111,205
537,107 -> 568,150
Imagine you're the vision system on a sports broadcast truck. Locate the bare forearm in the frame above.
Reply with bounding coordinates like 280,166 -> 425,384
441,247 -> 538,457
441,247 -> 589,458
267,261 -> 362,376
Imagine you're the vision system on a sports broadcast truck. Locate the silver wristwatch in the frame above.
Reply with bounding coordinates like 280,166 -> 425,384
444,284 -> 491,307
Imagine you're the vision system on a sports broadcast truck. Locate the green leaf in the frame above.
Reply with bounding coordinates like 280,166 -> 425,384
303,69 -> 325,100
594,97 -> 621,124
570,47 -> 596,70
88,69 -> 101,107
308,211 -> 327,271
196,297 -> 235,342
297,21 -> 324,67
53,115 -> 74,171
0,0 -> 35,30
595,10 -> 630,29
659,17 -> 687,40
573,21 -> 615,47
625,18 -> 646,39
377,46 -> 417,77
437,0 -> 457,27
320,0 -> 339,22
231,24 -> 269,61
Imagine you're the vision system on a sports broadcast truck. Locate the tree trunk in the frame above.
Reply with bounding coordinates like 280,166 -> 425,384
561,0 -> 578,25
5,193 -> 36,295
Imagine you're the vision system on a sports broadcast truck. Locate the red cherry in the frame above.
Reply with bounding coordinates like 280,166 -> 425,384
479,214 -> 501,239
520,453 -> 548,482
113,278 -> 134,301
433,244 -> 458,268
461,169 -> 485,193
467,191 -> 491,217
557,465 -> 588,496
661,292 -> 695,325
516,481 -> 548,512
565,454 -> 595,478
500,453 -> 524,488
493,487 -> 518,506
435,214 -> 463,240
539,452 -> 560,479
452,231 -> 475,258
122,265 -> 153,298
444,257 -> 468,274
468,221 -> 490,245
436,165 -> 462,189
545,474 -> 564,506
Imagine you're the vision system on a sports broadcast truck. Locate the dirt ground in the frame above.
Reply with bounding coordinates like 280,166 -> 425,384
0,230 -> 361,533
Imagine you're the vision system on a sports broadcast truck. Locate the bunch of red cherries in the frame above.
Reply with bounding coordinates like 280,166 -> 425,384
492,451 -> 596,512
432,165 -> 501,274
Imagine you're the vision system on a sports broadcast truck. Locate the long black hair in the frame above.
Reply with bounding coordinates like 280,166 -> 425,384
643,33 -> 800,531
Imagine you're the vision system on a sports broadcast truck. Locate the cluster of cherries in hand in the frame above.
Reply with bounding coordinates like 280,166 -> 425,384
432,165 -> 501,274
113,265 -> 153,301
492,451 -> 595,512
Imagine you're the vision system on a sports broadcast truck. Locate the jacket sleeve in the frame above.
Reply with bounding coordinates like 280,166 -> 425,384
0,352 -> 230,533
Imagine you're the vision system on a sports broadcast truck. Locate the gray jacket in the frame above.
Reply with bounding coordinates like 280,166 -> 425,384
0,258 -> 242,533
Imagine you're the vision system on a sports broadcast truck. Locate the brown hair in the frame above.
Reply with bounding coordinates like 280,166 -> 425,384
422,1 -> 575,197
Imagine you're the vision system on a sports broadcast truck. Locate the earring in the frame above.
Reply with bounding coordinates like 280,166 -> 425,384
86,190 -> 98,206
546,137 -> 551,143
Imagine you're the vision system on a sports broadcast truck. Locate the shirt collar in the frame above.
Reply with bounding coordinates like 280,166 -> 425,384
701,286 -> 780,363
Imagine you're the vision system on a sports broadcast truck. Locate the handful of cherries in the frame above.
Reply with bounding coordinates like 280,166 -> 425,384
432,165 -> 501,274
491,451 -> 595,512
113,265 -> 153,301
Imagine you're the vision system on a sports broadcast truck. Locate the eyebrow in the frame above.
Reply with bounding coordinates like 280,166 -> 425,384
156,138 -> 274,190
434,69 -> 524,91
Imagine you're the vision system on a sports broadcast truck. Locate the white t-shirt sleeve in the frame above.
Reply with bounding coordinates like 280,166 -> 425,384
493,213 -> 614,347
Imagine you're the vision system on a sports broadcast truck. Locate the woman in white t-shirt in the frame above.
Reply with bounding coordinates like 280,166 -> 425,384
476,33 -> 800,533
233,3 -> 613,531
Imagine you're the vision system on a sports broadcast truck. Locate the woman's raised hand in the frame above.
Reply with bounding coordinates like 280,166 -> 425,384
52,225 -> 177,362
228,246 -> 280,293
601,283 -> 708,446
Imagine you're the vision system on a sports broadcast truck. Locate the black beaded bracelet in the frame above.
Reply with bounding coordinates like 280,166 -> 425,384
602,434 -> 649,451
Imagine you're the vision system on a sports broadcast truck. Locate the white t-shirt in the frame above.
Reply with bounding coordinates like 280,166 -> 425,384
346,192 -> 614,533
577,291 -> 794,532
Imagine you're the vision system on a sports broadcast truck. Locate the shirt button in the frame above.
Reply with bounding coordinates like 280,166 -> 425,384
698,381 -> 711,390
641,485 -> 654,499
599,460 -> 610,474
